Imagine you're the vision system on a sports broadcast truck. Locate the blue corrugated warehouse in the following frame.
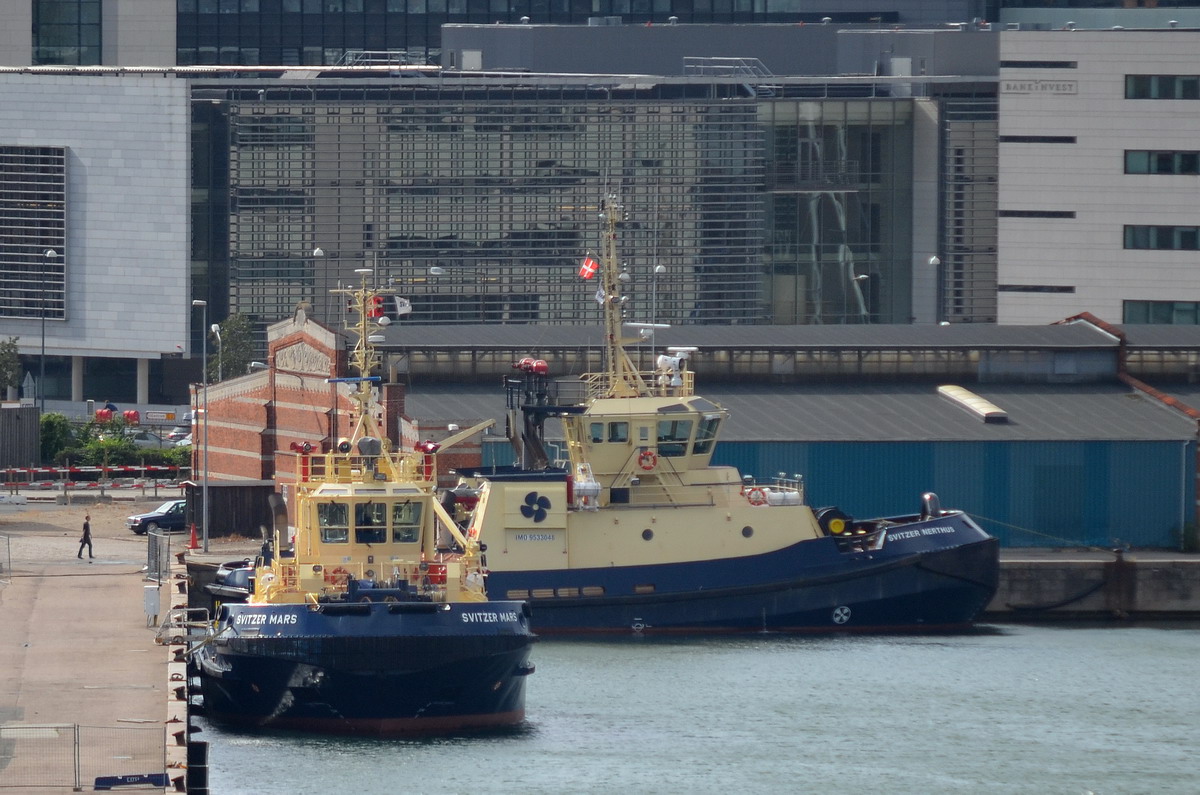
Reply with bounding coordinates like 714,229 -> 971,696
394,319 -> 1200,550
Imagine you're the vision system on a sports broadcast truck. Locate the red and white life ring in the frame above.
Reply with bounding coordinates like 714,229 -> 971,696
746,488 -> 767,506
638,450 -> 658,471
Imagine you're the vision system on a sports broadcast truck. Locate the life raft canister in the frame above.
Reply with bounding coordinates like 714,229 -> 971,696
638,450 -> 658,471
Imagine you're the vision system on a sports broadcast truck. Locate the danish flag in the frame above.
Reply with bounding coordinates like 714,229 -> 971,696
578,255 -> 598,280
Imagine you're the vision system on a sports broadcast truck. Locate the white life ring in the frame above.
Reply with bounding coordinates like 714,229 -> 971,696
638,450 -> 658,471
746,488 -> 767,506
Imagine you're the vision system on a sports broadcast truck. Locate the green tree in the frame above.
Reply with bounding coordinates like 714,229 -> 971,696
210,313 -> 256,382
0,336 -> 20,396
40,412 -> 73,464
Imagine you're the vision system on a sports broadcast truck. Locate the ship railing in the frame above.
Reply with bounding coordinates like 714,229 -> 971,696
576,369 -> 695,400
295,450 -> 425,485
153,607 -> 212,648
287,558 -> 474,600
834,528 -> 887,554
741,475 -> 806,505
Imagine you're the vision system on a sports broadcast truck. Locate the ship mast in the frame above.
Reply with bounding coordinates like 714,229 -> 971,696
331,267 -> 393,448
598,196 -> 651,398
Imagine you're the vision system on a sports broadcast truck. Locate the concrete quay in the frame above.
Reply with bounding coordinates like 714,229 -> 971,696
0,497 -> 199,793
985,547 -> 1200,621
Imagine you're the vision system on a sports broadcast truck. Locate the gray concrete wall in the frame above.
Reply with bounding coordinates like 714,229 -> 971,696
106,0 -> 178,66
444,23 -> 849,76
837,28 -> 999,77
444,23 -> 999,78
0,75 -> 191,362
0,3 -> 33,66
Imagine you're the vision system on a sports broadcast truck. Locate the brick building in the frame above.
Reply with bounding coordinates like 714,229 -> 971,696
189,305 -> 488,537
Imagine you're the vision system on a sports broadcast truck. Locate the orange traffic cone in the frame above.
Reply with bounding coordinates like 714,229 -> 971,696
187,523 -> 199,550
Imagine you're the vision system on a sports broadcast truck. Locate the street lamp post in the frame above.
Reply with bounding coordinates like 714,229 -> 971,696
192,299 -> 210,552
652,264 -> 665,325
853,272 -> 870,322
211,323 -> 222,382
930,255 -> 943,323
313,247 -> 326,321
41,249 -> 57,414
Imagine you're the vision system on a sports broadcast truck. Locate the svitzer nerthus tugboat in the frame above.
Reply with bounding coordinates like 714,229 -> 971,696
454,196 -> 999,633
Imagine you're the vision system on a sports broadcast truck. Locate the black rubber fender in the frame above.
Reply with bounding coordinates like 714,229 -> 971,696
815,506 -> 852,536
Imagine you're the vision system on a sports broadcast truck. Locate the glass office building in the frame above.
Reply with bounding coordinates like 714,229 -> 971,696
175,2 -> 898,67
190,77 -> 928,340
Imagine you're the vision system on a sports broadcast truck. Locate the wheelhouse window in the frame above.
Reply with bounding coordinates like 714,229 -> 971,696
354,501 -> 387,543
589,422 -> 604,443
392,501 -> 422,543
607,422 -> 629,443
656,419 -> 693,457
693,416 -> 721,455
318,502 -> 349,543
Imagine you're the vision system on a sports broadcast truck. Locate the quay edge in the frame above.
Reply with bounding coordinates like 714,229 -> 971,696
987,549 -> 1200,621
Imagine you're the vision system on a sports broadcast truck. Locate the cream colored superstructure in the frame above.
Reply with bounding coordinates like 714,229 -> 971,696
460,197 -> 845,588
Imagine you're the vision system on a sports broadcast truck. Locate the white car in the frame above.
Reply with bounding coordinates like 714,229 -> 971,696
175,433 -> 193,447
98,429 -> 166,449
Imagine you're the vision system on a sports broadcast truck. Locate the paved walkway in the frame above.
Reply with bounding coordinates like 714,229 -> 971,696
0,500 -> 182,792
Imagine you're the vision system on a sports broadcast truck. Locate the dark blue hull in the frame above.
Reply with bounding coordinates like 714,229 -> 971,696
486,513 -> 999,633
195,601 -> 536,736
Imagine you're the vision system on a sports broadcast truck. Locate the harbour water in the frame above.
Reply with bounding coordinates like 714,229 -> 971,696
200,623 -> 1200,794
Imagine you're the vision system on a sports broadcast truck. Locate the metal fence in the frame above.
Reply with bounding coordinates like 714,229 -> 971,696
146,531 -> 174,585
0,724 -> 166,790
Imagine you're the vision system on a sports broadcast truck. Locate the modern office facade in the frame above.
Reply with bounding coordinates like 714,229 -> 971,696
188,66 -> 992,338
0,74 -> 190,405
997,29 -> 1200,326
0,1 -> 992,68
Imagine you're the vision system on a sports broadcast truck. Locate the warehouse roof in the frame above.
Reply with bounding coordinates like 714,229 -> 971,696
382,322 -> 1119,352
402,380 -> 1196,443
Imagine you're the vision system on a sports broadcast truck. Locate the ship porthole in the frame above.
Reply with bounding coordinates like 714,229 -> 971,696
742,526 -> 753,538
642,529 -> 654,541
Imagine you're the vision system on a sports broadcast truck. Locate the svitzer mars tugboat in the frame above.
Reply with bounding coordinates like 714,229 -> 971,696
191,270 -> 535,735
454,196 -> 1000,633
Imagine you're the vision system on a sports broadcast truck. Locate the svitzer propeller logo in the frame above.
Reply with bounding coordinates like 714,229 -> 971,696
520,491 -> 551,522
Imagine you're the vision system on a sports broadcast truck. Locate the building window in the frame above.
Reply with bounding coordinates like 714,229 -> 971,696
998,136 -> 1076,144
1126,75 -> 1200,100
998,285 -> 1076,293
1125,150 -> 1200,175
1124,225 -> 1200,250
1124,300 -> 1200,325
33,0 -> 102,66
998,210 -> 1075,218
999,60 -> 1076,69
0,146 -> 67,321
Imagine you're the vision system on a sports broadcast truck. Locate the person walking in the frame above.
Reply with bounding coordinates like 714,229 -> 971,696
78,514 -> 93,560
